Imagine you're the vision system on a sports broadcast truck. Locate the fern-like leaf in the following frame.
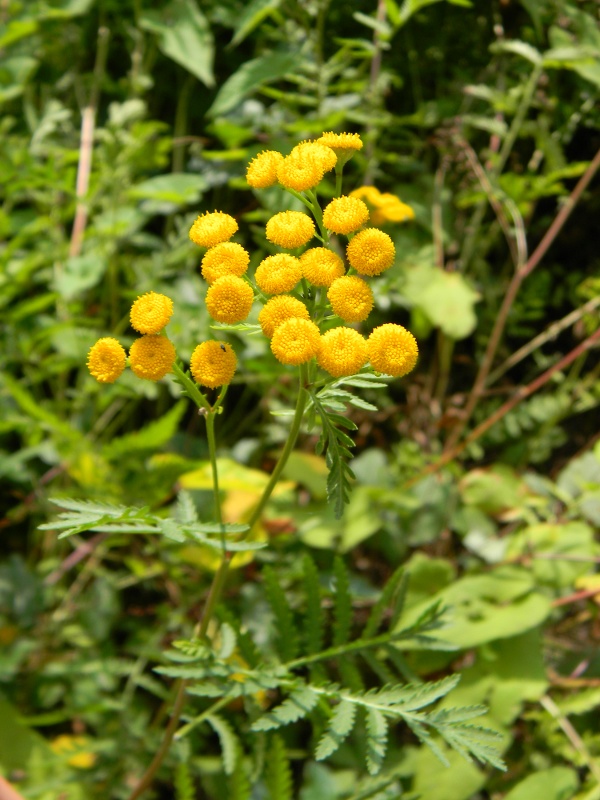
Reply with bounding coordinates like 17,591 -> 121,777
263,566 -> 299,662
332,557 -> 352,647
228,745 -> 251,800
174,762 -> 194,800
363,566 -> 407,639
315,699 -> 357,761
252,684 -> 319,732
303,554 -> 324,656
265,735 -> 293,800
206,713 -> 239,775
365,707 -> 388,775
310,392 -> 356,517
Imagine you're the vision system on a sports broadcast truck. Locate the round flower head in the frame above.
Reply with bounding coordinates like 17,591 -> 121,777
323,196 -> 369,235
317,132 -> 363,152
190,341 -> 237,389
87,338 -> 126,384
255,253 -> 302,295
266,211 -> 315,249
277,141 -> 338,191
130,292 -> 174,334
317,327 -> 368,378
201,242 -> 250,284
270,318 -> 321,366
258,295 -> 310,338
189,211 -> 238,248
246,150 -> 284,189
300,247 -> 345,287
205,275 -> 254,323
294,141 -> 337,172
327,275 -> 374,323
371,194 -> 415,226
368,324 -> 418,377
350,185 -> 383,206
346,228 -> 395,276
129,335 -> 176,381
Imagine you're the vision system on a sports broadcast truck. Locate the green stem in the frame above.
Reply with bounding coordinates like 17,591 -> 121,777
171,361 -> 210,411
305,189 -> 329,243
335,166 -> 343,198
247,364 -> 309,532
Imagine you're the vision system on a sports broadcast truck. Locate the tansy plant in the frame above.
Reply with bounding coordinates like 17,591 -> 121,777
45,133 -> 504,798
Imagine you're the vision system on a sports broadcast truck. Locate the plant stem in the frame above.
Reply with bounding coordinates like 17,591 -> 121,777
247,364 -> 309,531
205,412 -> 223,527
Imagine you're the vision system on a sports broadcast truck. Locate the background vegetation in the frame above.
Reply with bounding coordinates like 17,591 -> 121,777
1,0 -> 599,798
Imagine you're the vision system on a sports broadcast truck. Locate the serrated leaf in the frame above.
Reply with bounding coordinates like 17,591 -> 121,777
315,700 -> 357,760
252,685 -> 319,731
332,557 -> 352,647
365,707 -> 388,774
263,567 -> 299,662
364,566 -> 407,639
264,734 -> 293,800
206,714 -> 239,775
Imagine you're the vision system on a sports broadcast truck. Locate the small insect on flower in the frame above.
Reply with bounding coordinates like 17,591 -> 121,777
220,344 -> 227,352
190,341 -> 237,388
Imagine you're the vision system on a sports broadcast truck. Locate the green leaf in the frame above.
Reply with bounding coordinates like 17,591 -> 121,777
263,567 -> 299,662
230,0 -> 282,47
128,173 -> 206,210
365,707 -> 388,774
303,555 -> 325,655
315,699 -> 357,760
491,39 -> 543,65
103,401 -> 187,460
139,0 -> 215,87
208,51 -> 304,116
332,557 -> 352,647
503,767 -> 578,800
364,566 -> 407,638
252,685 -> 319,731
265,735 -> 293,800
206,713 -> 239,775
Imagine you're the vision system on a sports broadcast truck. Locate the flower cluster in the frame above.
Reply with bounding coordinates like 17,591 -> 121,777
89,131 -> 419,390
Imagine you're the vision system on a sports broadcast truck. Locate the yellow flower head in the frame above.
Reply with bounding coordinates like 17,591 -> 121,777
323,196 -> 369,235
327,275 -> 374,323
258,295 -> 310,338
317,327 -> 368,378
189,211 -> 238,248
255,253 -> 302,295
205,275 -> 254,323
346,228 -> 395,276
246,150 -> 284,189
277,141 -> 336,192
300,247 -> 345,287
87,338 -> 127,384
130,292 -> 174,334
371,194 -> 415,226
129,335 -> 176,381
266,211 -> 315,249
317,132 -> 363,152
190,341 -> 237,388
201,242 -> 250,284
350,185 -> 382,205
368,324 -> 418,377
51,735 -> 96,770
270,318 -> 321,365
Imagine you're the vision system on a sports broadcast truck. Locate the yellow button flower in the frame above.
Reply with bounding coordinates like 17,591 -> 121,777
270,318 -> 321,365
300,247 -> 345,287
346,228 -> 395,276
317,327 -> 368,377
371,194 -> 415,226
350,185 -> 382,205
368,324 -> 418,377
130,292 -> 174,334
277,142 -> 337,192
190,341 -> 237,388
327,275 -> 374,323
87,338 -> 127,384
317,132 -> 363,152
201,242 -> 250,284
246,150 -> 284,189
258,295 -> 310,338
322,196 -> 369,235
129,335 -> 176,381
266,211 -> 315,249
189,211 -> 238,248
255,253 -> 302,295
205,275 -> 254,323
51,735 -> 96,769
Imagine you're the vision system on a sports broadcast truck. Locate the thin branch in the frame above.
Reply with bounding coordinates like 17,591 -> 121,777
540,694 -> 600,785
406,325 -> 600,486
445,146 -> 600,451
68,27 -> 110,259
489,295 -> 600,383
